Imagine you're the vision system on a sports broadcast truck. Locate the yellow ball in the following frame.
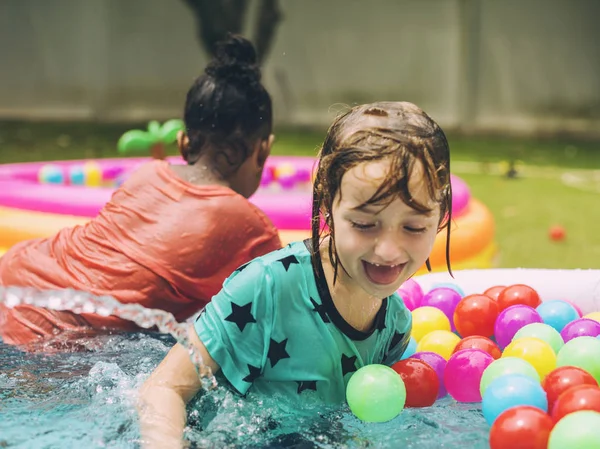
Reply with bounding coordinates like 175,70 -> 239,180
416,330 -> 461,360
502,337 -> 557,380
273,163 -> 296,179
411,306 -> 451,343
83,161 -> 102,187
583,312 -> 600,324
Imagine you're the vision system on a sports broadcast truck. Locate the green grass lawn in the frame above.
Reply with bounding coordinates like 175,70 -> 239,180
1,120 -> 599,269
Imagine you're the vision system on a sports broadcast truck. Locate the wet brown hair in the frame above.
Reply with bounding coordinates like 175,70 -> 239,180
310,101 -> 453,282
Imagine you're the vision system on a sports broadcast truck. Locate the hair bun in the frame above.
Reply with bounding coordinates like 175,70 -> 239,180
205,34 -> 261,85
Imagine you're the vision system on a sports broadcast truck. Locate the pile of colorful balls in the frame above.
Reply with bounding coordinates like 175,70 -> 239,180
345,281 -> 600,449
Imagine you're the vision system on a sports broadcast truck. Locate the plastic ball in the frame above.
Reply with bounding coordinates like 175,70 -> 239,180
346,364 -> 406,422
495,305 -> 543,349
397,288 -> 419,311
444,349 -> 494,402
542,366 -> 598,414
398,279 -> 424,308
410,307 -> 451,342
453,294 -> 499,338
484,285 -> 506,301
536,300 -> 580,332
489,406 -> 554,449
513,323 -> 564,354
556,336 -> 600,384
480,357 -> 540,398
548,410 -> 600,449
482,374 -> 548,426
453,335 -> 502,359
38,164 -> 65,184
431,282 -> 465,297
552,384 -> 600,422
502,337 -> 557,380
416,330 -> 460,360
560,318 -> 600,342
68,165 -> 85,185
83,161 -> 102,187
410,351 -> 447,399
400,336 -> 417,360
583,311 -> 600,324
260,166 -> 274,187
421,288 -> 462,331
548,225 -> 566,241
497,284 -> 541,311
391,358 -> 439,407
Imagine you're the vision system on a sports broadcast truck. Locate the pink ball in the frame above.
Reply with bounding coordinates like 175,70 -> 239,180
444,349 -> 495,403
398,279 -> 424,310
421,287 -> 463,331
563,299 -> 583,317
494,305 -> 543,349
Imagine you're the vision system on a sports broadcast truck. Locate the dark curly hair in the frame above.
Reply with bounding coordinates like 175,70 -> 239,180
310,102 -> 453,282
182,34 -> 272,173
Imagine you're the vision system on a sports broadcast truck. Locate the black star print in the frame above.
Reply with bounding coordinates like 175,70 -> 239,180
341,354 -> 358,377
267,338 -> 290,368
279,255 -> 300,272
310,297 -> 330,323
390,331 -> 408,350
225,302 -> 256,332
242,364 -> 262,383
296,380 -> 317,394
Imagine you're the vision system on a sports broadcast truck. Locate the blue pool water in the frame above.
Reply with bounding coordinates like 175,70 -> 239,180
0,331 -> 491,449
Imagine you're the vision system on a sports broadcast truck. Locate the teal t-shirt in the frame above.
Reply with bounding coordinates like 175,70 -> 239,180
195,240 -> 412,404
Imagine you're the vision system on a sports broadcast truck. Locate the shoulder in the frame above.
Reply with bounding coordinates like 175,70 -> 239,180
386,292 -> 412,330
232,241 -> 311,280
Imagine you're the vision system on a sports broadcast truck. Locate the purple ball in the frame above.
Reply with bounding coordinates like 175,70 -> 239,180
398,289 -> 419,311
560,318 -> 600,342
421,287 -> 462,331
444,349 -> 495,403
410,351 -> 448,399
494,305 -> 543,349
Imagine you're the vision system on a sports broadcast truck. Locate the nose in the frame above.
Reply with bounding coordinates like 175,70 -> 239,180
373,230 -> 405,263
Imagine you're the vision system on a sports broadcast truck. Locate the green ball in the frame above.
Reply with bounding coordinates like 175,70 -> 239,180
557,336 -> 600,384
479,357 -> 540,398
346,364 -> 406,423
548,410 -> 600,449
513,323 -> 564,354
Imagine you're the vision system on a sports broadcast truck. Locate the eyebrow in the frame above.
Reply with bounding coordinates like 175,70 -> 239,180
352,202 -> 435,217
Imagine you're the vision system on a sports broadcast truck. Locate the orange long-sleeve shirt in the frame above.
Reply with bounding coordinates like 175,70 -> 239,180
0,160 -> 281,346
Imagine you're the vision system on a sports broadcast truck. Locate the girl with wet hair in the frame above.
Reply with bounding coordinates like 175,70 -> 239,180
139,101 -> 452,447
0,34 -> 281,346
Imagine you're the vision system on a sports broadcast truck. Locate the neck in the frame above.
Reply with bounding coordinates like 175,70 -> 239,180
170,156 -> 231,188
318,241 -> 383,332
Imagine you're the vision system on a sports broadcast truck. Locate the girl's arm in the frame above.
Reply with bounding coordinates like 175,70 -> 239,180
138,324 -> 220,449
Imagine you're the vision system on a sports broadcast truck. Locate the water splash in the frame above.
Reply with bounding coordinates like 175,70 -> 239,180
0,286 -> 217,389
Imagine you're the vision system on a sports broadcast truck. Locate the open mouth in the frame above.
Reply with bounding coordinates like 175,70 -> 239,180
362,261 -> 406,286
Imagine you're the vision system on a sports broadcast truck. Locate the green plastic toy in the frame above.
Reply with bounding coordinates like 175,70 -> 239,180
117,119 -> 185,160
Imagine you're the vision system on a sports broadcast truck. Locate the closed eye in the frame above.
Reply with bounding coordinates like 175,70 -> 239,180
350,221 -> 376,230
404,226 -> 427,234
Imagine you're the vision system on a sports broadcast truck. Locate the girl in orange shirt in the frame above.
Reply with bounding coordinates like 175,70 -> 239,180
0,34 -> 281,347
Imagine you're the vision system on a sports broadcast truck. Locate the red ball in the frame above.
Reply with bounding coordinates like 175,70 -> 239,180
484,285 -> 505,301
453,335 -> 502,359
551,384 -> 600,422
497,284 -> 541,311
542,366 -> 598,414
453,294 -> 499,337
489,406 -> 554,449
391,358 -> 439,408
549,225 -> 566,241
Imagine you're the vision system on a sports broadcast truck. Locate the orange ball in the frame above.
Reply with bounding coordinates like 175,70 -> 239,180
453,335 -> 502,359
549,225 -> 566,241
497,284 -> 541,312
484,285 -> 505,301
453,294 -> 499,337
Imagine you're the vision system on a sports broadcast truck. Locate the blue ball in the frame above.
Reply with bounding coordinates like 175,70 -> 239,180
69,166 -> 85,185
536,300 -> 580,332
482,373 -> 547,426
400,337 -> 417,360
39,165 -> 65,184
432,282 -> 464,297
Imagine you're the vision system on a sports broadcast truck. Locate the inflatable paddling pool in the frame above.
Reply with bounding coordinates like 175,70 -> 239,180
0,156 -> 497,273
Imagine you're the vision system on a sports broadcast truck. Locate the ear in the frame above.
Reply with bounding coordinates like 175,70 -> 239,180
177,131 -> 190,161
256,134 -> 274,169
